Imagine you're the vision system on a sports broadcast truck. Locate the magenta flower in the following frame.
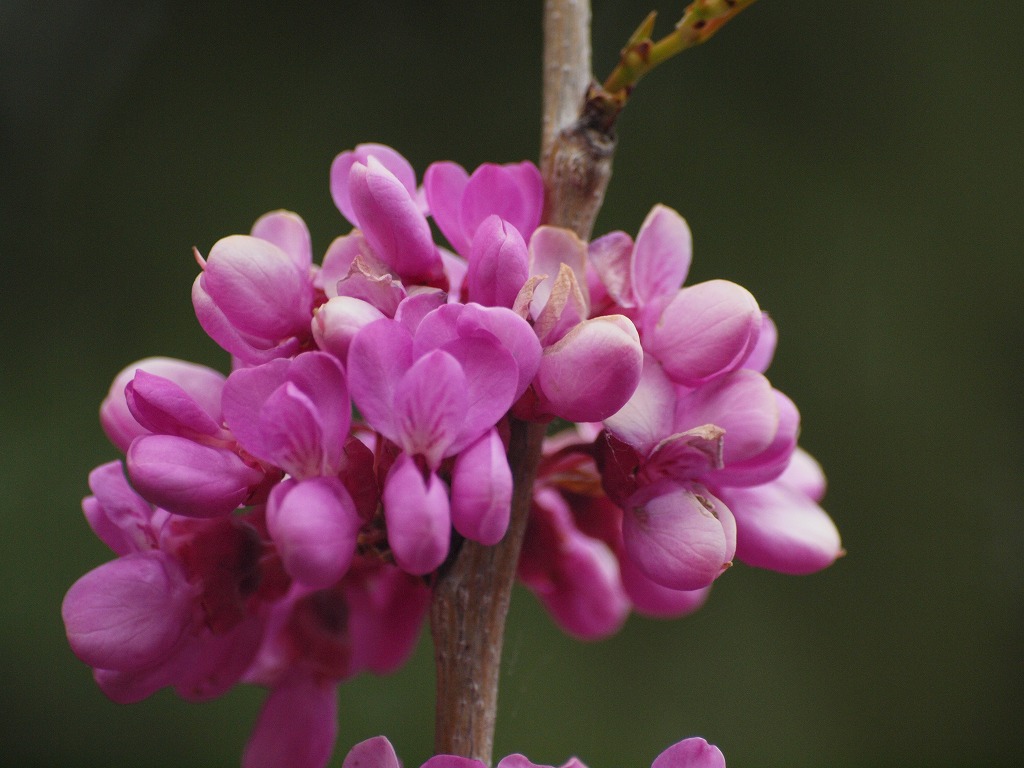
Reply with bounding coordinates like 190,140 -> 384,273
424,158 -> 544,257
192,211 -> 317,365
339,735 -> 725,768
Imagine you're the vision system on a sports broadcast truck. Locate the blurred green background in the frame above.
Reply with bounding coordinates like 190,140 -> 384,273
2,1 -> 1021,766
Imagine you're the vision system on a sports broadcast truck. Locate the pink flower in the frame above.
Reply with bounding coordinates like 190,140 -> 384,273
339,736 -> 725,768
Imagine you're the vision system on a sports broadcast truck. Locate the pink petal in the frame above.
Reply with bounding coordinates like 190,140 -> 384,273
382,456 -> 451,575
534,315 -> 643,422
424,757 -> 487,768
743,312 -> 777,373
243,674 -> 338,768
603,355 -> 676,454
528,226 -> 589,318
622,482 -> 732,591
619,553 -> 711,618
675,370 -> 778,466
349,157 -> 442,283
125,370 -> 224,441
316,232 -> 367,298
651,738 -> 727,768
342,736 -> 401,768
331,143 -> 420,226
631,204 -> 692,306
62,551 -> 193,673
719,479 -> 842,575
251,210 -> 313,272
781,446 -> 827,502
467,215 -> 530,308
393,350 -> 468,466
313,296 -> 387,361
646,279 -> 761,386
588,230 -> 635,309
346,318 -> 415,444
423,160 -> 472,255
267,478 -> 361,589
532,263 -> 589,346
394,289 -> 448,334
450,429 -> 512,545
442,337 -> 518,455
711,389 -> 799,487
100,357 -> 226,452
460,161 -> 544,247
83,461 -> 157,555
126,435 -> 264,517
335,254 -> 408,316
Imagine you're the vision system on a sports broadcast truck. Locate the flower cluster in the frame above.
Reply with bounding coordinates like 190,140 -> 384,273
341,736 -> 725,768
63,143 -> 840,767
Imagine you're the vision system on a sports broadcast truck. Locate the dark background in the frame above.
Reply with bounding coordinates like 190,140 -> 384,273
2,1 -> 1021,766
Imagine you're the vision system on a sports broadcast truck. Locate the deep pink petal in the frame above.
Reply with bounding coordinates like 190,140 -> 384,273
442,337 -> 518,455
331,143 -> 420,227
125,370 -> 224,441
620,553 -> 711,618
651,738 -> 727,768
127,435 -> 264,517
631,204 -> 692,306
393,350 -> 467,466
349,157 -> 442,282
222,358 -> 290,456
622,482 -> 732,591
382,456 -> 451,575
424,757 -> 487,768
342,736 -> 402,768
101,357 -> 226,452
467,215 -> 530,308
646,280 -> 761,386
535,315 -> 643,422
394,290 -> 448,334
346,318 -> 415,443
423,160 -> 472,255
451,429 -> 512,545
284,351 -> 351,474
743,312 -> 777,373
62,551 -> 193,673
83,461 -> 157,555
267,478 -> 361,589
461,161 -> 544,246
243,674 -> 338,768
251,210 -> 313,272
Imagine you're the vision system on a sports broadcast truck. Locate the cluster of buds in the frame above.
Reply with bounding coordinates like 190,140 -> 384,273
63,144 -> 841,767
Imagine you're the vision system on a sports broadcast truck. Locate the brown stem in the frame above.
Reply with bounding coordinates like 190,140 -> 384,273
430,1 -> 611,762
430,418 -> 547,763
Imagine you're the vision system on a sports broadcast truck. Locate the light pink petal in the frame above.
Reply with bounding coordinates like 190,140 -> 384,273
423,757 -> 487,768
533,263 -> 589,346
394,289 -> 448,334
451,429 -> 512,545
125,370 -> 224,441
313,296 -> 387,361
342,736 -> 402,768
675,370 -> 778,466
393,350 -> 468,466
349,157 -> 442,283
267,478 -> 361,589
620,553 -> 711,618
423,160 -> 472,255
646,279 -> 761,386
743,312 -> 777,373
62,551 -> 193,673
251,210 -> 313,272
335,255 -> 408,316
719,479 -> 841,574
347,318 -> 415,443
603,355 -> 676,453
100,357 -> 226,452
193,274 -> 300,364
461,161 -> 544,245
467,215 -> 530,308
712,389 -> 798,487
201,235 -> 313,341
622,482 -> 732,591
535,315 -> 643,422
651,738 -> 727,768
83,461 -> 157,555
382,456 -> 451,575
631,204 -> 692,306
331,143 -> 420,227
316,232 -> 367,298
588,230 -> 635,308
243,675 -> 338,768
782,447 -> 827,502
528,227 -> 589,318
126,435 -> 264,518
